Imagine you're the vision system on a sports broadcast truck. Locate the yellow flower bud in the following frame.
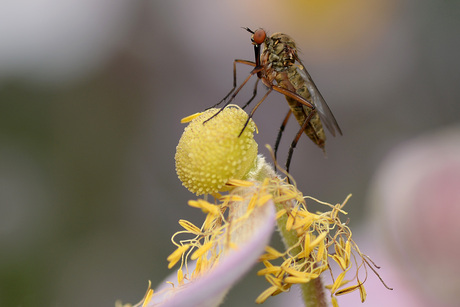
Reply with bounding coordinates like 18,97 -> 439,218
175,107 -> 258,195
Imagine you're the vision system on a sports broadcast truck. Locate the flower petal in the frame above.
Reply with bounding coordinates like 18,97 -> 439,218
147,200 -> 276,307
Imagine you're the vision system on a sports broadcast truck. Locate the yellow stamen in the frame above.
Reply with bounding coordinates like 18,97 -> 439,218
264,246 -> 284,258
335,283 -> 360,295
257,266 -> 282,276
257,194 -> 273,207
191,241 -> 214,260
331,270 -> 348,294
226,178 -> 254,187
275,208 -> 287,219
255,286 -> 278,304
332,296 -> 339,307
141,288 -> 153,307
285,213 -> 295,231
281,266 -> 309,278
188,199 -> 219,216
177,268 -> 184,286
344,240 -> 351,267
178,219 -> 202,235
284,276 -> 311,284
316,238 -> 326,262
359,283 -> 367,302
331,254 -> 348,271
180,112 -> 204,123
167,244 -> 191,269
158,177 -> 380,306
309,232 -> 328,249
303,233 -> 312,257
336,282 -> 367,302
219,194 -> 244,202
265,274 -> 283,288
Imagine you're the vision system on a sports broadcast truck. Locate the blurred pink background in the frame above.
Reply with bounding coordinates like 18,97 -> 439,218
1,0 -> 459,306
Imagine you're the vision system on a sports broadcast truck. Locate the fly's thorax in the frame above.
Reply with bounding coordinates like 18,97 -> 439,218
264,33 -> 297,72
269,33 -> 297,50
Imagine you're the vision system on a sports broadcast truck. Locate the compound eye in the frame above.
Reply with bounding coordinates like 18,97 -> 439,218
252,29 -> 266,45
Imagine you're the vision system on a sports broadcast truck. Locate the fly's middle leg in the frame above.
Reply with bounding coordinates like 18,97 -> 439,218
238,85 -> 273,137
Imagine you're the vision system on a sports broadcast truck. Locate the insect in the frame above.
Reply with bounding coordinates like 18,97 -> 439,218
207,28 -> 342,174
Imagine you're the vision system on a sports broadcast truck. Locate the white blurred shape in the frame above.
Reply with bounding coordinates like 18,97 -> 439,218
0,0 -> 137,85
369,125 -> 460,306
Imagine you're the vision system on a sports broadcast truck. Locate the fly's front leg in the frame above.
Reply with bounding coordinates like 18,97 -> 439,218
204,65 -> 262,125
206,59 -> 256,110
241,78 -> 260,110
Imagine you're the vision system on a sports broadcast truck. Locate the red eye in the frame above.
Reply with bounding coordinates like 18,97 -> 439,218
252,29 -> 266,45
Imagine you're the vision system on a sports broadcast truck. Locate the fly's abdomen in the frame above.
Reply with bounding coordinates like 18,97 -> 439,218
286,94 -> 326,149
277,67 -> 326,149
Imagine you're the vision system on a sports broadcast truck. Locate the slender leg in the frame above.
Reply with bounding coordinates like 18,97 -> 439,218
238,76 -> 317,139
271,84 -> 315,109
274,110 -> 292,162
204,65 -> 262,125
285,110 -> 317,174
206,59 -> 256,110
238,87 -> 273,137
241,78 -> 260,110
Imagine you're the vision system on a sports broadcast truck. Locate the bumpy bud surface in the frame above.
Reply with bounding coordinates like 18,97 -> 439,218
175,107 -> 258,195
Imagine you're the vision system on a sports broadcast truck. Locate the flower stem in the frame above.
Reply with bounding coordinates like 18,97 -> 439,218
274,202 -> 329,307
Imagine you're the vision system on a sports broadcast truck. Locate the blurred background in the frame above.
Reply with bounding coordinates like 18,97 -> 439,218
1,0 -> 459,306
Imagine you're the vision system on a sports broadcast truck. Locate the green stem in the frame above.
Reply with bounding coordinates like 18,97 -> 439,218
275,202 -> 329,307
247,157 -> 329,306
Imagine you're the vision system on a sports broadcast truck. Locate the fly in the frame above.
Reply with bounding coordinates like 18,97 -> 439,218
206,28 -> 342,174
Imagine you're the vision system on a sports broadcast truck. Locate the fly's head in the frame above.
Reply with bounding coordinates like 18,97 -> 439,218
244,27 -> 267,47
244,27 -> 268,67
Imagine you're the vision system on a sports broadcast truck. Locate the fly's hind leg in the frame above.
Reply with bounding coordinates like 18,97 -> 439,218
266,84 -> 317,175
285,110 -> 316,175
274,110 -> 292,163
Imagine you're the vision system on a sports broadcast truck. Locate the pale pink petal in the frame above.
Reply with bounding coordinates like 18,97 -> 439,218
147,199 -> 276,307
369,126 -> 460,306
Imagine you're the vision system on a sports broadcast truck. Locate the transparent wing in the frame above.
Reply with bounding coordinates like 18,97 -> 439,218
294,54 -> 342,136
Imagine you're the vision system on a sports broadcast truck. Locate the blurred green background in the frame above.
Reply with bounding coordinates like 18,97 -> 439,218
1,0 -> 459,306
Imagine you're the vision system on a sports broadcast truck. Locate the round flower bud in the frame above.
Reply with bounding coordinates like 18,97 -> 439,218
175,107 -> 258,195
